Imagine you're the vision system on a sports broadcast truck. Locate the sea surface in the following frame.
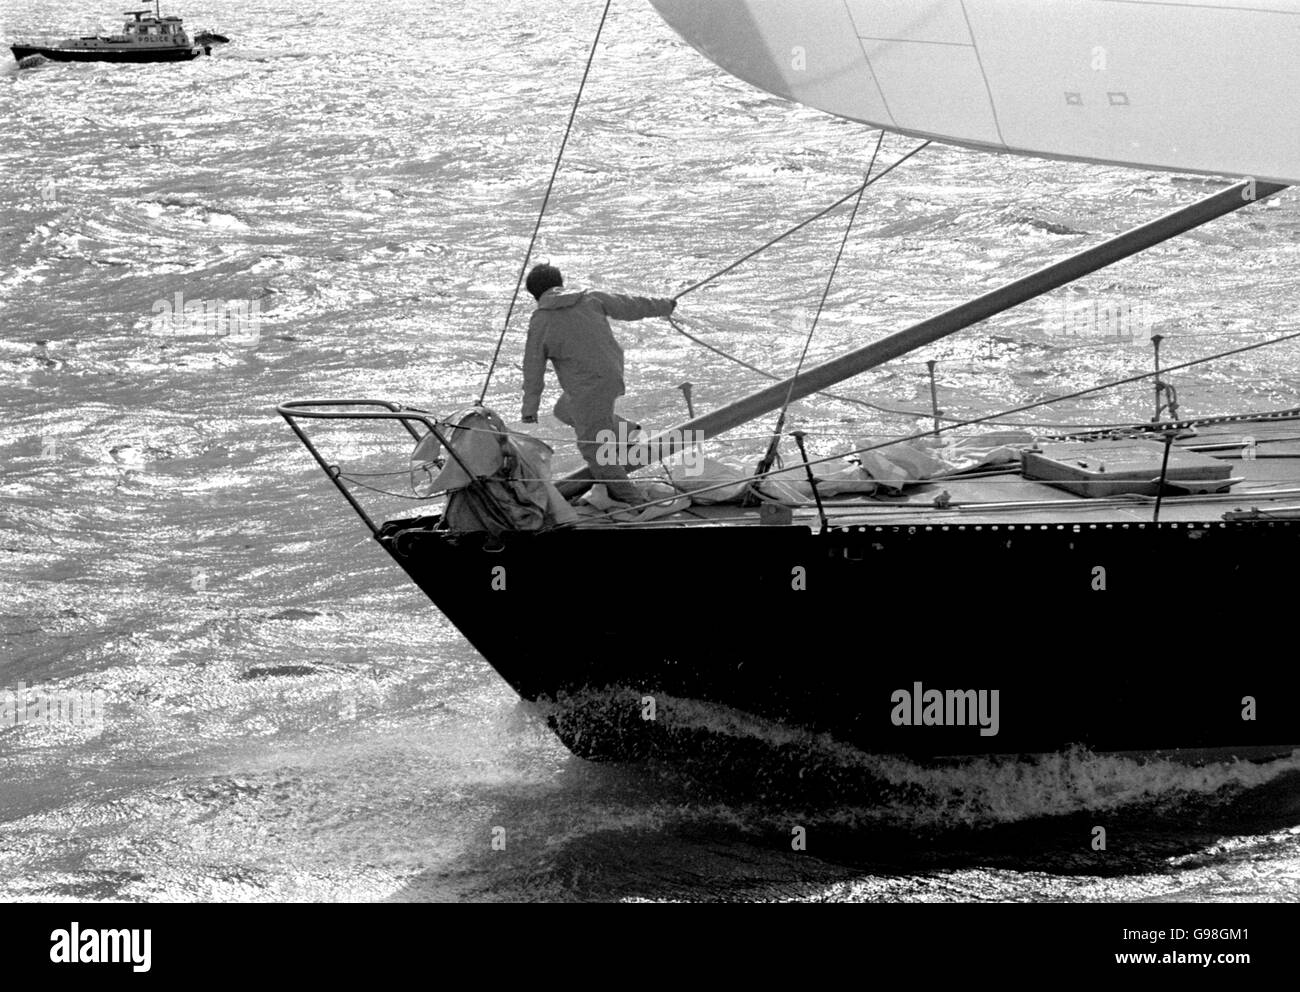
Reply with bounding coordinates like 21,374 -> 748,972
2,0 -> 1299,902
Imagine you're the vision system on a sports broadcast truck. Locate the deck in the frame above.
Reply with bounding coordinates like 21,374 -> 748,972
573,411 -> 1300,529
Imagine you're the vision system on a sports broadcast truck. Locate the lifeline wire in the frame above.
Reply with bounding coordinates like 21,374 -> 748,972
663,312 -> 1189,431
663,312 -> 1269,430
665,313 -> 932,419
344,407 -> 1300,498
584,325 -> 1300,519
477,0 -> 613,405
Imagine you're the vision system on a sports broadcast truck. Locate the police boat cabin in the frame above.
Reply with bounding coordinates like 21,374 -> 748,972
9,5 -> 209,63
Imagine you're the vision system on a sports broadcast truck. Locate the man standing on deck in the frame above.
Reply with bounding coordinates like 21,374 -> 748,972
519,263 -> 676,504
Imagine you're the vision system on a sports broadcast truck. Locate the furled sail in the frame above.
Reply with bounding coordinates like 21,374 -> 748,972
648,0 -> 1300,184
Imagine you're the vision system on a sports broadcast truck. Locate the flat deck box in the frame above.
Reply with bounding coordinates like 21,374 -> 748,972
1022,440 -> 1233,498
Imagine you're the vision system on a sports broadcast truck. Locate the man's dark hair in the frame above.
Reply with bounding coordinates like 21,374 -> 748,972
526,263 -> 563,301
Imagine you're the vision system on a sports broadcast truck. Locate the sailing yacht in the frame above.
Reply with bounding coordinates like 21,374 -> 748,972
280,0 -> 1300,765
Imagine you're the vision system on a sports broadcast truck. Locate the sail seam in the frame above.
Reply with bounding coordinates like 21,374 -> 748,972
1096,0 -> 1300,16
856,37 -> 974,48
958,0 -> 1009,149
840,0 -> 899,129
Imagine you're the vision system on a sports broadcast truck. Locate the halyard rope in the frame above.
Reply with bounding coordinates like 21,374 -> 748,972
477,0 -> 614,404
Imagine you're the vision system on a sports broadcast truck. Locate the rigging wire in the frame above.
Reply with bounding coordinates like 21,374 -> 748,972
756,132 -> 883,476
671,140 -> 929,302
665,313 -> 936,419
338,475 -> 443,500
476,0 -> 613,405
663,313 -> 1280,431
581,326 -> 1300,520
442,12 -> 1293,518
336,408 -> 1300,500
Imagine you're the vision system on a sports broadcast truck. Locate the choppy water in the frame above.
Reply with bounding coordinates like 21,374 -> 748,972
2,0 -> 1299,902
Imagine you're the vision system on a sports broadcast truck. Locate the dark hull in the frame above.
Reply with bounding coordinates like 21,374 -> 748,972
10,44 -> 203,63
377,517 -> 1300,763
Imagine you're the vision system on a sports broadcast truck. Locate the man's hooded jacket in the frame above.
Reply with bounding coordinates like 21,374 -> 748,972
521,287 -> 674,419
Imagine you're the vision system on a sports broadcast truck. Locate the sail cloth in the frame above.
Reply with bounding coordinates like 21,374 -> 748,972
664,456 -> 880,503
418,411 -> 1027,530
414,408 -> 578,535
649,0 -> 1300,185
583,480 -> 692,522
662,432 -> 1030,503
854,430 -> 1030,495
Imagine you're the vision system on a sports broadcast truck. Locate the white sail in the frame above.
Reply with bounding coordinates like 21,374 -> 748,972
649,0 -> 1300,184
